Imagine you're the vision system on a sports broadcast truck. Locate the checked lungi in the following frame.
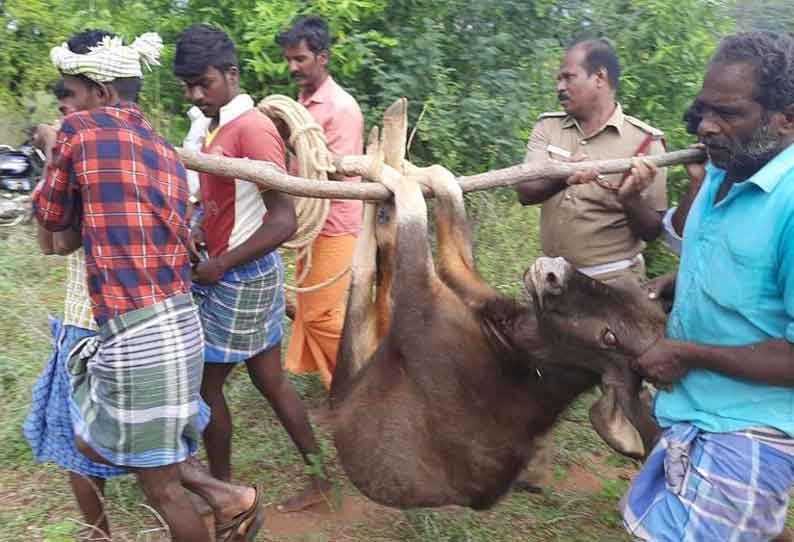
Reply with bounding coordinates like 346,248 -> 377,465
68,294 -> 206,468
621,422 -> 794,541
192,252 -> 285,364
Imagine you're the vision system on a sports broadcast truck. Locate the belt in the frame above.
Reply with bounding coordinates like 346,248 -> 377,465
578,254 -> 644,278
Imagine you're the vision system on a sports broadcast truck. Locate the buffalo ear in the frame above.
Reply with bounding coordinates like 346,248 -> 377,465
589,383 -> 646,459
588,366 -> 661,460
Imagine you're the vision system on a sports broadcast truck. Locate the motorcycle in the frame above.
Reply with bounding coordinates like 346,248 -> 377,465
0,142 -> 44,227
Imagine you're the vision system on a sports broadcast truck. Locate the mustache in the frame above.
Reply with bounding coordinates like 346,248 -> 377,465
558,94 -> 569,102
702,137 -> 727,149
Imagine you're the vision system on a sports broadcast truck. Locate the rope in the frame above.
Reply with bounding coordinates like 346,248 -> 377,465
257,95 -> 350,293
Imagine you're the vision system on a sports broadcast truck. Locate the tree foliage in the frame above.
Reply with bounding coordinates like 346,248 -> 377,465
0,0 -> 743,278
1,0 -> 736,156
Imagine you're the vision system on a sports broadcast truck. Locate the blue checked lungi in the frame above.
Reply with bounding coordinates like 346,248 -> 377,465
24,317 -> 127,478
68,294 -> 209,468
192,252 -> 285,364
621,423 -> 794,541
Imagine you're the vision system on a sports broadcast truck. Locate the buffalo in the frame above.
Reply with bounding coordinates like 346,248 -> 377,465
327,100 -> 666,510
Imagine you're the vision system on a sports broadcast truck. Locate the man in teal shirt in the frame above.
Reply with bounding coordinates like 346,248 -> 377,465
622,31 -> 794,541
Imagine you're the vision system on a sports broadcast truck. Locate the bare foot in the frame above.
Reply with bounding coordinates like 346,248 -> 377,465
276,479 -> 332,513
215,486 -> 257,525
215,486 -> 263,542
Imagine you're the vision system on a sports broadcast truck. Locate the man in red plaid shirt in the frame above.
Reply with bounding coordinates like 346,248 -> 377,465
33,30 -> 264,542
35,84 -> 193,327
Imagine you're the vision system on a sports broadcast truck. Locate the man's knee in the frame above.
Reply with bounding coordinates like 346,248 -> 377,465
201,380 -> 225,401
201,366 -> 233,398
247,344 -> 283,379
137,465 -> 185,506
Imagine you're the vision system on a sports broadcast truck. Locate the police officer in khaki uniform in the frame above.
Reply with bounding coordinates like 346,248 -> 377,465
515,39 -> 667,492
517,38 -> 668,284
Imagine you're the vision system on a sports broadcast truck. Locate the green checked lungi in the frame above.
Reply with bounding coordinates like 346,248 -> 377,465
67,294 -> 206,468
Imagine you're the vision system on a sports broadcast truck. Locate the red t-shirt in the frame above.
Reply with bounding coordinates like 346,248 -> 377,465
200,102 -> 286,257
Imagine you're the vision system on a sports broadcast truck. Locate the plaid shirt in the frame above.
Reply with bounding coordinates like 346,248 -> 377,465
34,103 -> 192,326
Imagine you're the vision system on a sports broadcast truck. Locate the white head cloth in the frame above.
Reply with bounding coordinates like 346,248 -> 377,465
50,32 -> 163,83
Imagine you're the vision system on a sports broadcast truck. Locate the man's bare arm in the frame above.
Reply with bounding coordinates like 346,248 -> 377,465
637,338 -> 794,387
516,174 -> 567,205
621,196 -> 663,242
617,157 -> 663,242
689,339 -> 794,386
193,190 -> 297,284
52,228 -> 82,255
36,221 -> 55,254
37,220 -> 82,255
516,150 -> 599,205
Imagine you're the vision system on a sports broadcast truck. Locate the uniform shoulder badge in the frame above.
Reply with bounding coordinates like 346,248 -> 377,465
624,115 -> 664,138
538,111 -> 567,120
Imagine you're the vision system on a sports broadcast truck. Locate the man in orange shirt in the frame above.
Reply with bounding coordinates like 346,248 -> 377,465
277,15 -> 365,390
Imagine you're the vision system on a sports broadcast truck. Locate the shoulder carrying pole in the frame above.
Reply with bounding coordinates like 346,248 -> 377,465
178,147 -> 705,201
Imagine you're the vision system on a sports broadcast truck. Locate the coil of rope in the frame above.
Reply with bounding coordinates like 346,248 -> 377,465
257,94 -> 351,293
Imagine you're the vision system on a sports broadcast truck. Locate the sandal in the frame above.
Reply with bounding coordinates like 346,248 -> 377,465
215,485 -> 265,542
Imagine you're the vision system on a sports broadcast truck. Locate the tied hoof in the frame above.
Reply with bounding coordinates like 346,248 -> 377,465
276,480 -> 332,513
215,485 -> 264,542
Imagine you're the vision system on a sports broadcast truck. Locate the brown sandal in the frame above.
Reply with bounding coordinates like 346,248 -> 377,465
215,485 -> 264,542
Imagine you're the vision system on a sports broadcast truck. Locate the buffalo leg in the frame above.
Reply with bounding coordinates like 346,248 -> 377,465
386,174 -> 436,316
331,200 -> 379,403
331,127 -> 388,402
374,99 -> 408,337
409,163 -> 497,308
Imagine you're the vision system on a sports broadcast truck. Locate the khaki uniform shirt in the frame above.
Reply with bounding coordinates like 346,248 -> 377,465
526,103 -> 668,269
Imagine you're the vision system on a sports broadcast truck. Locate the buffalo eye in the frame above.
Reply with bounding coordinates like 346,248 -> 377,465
601,328 -> 618,347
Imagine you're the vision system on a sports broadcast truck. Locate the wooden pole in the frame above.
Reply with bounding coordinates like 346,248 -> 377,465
177,147 -> 705,201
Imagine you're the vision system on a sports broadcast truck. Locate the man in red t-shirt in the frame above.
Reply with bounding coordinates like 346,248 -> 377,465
174,23 -> 332,512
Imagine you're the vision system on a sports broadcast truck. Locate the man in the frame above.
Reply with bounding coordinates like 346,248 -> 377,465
276,15 -> 365,390
515,38 -> 668,492
622,31 -> 794,541
516,38 -> 668,284
173,23 -> 332,513
34,30 -> 263,542
25,76 -> 126,542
